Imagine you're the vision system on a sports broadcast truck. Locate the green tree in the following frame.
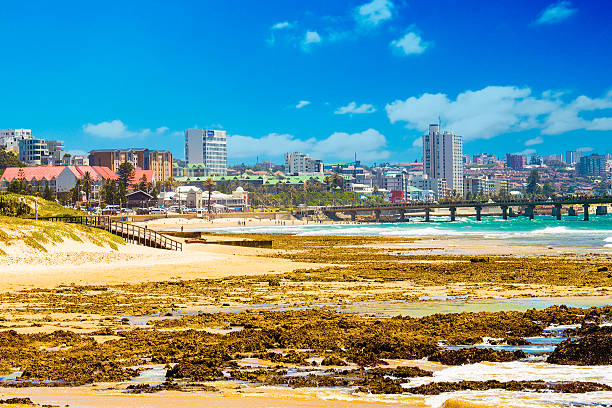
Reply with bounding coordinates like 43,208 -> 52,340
70,180 -> 82,204
117,183 -> 127,207
81,171 -> 93,202
0,148 -> 24,174
203,177 -> 216,214
42,185 -> 53,201
542,182 -> 556,198
101,179 -> 118,204
117,162 -> 135,189
526,170 -> 541,196
137,174 -> 148,192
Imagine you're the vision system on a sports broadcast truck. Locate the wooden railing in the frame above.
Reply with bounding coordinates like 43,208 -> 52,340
43,216 -> 182,251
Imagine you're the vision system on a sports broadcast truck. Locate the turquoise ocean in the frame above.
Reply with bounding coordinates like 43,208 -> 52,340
201,214 -> 612,249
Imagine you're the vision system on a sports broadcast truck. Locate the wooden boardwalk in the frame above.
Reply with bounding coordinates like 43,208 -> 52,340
44,216 -> 182,251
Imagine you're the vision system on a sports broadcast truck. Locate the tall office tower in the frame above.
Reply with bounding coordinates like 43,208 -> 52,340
184,129 -> 227,175
565,150 -> 583,165
422,124 -> 463,196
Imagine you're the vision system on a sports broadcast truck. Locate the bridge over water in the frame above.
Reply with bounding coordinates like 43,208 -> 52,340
296,197 -> 612,223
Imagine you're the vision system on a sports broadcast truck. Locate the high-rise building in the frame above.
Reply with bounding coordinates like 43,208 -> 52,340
578,154 -> 606,177
89,149 -> 173,182
284,152 -> 323,175
422,124 -> 463,196
505,153 -> 527,170
0,129 -> 32,153
565,150 -> 583,165
184,129 -> 227,175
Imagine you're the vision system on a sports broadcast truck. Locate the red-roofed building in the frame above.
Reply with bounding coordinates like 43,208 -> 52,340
131,169 -> 155,186
0,166 -> 117,197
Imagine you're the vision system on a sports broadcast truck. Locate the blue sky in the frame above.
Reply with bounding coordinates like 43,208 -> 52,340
1,0 -> 611,164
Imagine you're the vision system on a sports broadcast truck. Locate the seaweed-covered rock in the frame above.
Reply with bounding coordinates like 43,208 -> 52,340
547,327 -> 612,365
429,348 -> 526,365
406,380 -> 612,395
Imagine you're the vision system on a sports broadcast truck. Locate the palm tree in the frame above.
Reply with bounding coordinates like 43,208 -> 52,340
203,177 -> 216,214
81,171 -> 93,202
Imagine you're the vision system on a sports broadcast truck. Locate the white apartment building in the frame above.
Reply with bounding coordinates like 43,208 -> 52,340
17,138 -> 64,166
185,129 -> 227,175
284,152 -> 323,176
408,173 -> 448,200
422,124 -> 463,196
0,128 -> 32,153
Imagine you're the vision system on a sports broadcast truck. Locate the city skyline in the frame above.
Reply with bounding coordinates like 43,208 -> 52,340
0,1 -> 611,163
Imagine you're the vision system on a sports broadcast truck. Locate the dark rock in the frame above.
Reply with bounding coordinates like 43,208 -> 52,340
547,327 -> 612,365
429,348 -> 526,365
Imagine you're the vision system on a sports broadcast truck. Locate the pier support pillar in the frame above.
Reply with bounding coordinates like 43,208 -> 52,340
583,204 -> 589,221
350,212 -> 356,222
424,209 -> 431,222
501,205 -> 508,220
475,206 -> 482,221
374,210 -> 381,223
554,204 -> 562,221
596,205 -> 608,215
568,207 -> 577,216
399,211 -> 405,222
526,205 -> 535,220
449,207 -> 456,222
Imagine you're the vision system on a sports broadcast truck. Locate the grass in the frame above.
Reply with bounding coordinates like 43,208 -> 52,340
0,215 -> 126,253
1,193 -> 85,218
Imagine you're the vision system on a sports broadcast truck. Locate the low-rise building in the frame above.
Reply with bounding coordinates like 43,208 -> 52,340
463,176 -> 508,197
408,174 -> 448,200
172,163 -> 210,178
0,165 -> 117,198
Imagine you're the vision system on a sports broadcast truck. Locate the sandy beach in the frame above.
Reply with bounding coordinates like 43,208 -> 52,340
1,216 -> 611,408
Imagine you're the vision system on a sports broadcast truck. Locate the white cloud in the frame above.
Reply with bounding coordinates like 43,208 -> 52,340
335,102 -> 376,115
267,21 -> 294,45
301,31 -> 322,52
577,146 -> 594,152
536,1 -> 577,25
83,120 -> 171,139
514,148 -> 536,156
385,86 -> 612,141
390,32 -> 428,56
355,0 -> 394,27
296,100 -> 311,109
66,149 -> 87,156
411,138 -> 422,148
271,21 -> 292,30
524,136 -> 543,146
228,129 -> 389,161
